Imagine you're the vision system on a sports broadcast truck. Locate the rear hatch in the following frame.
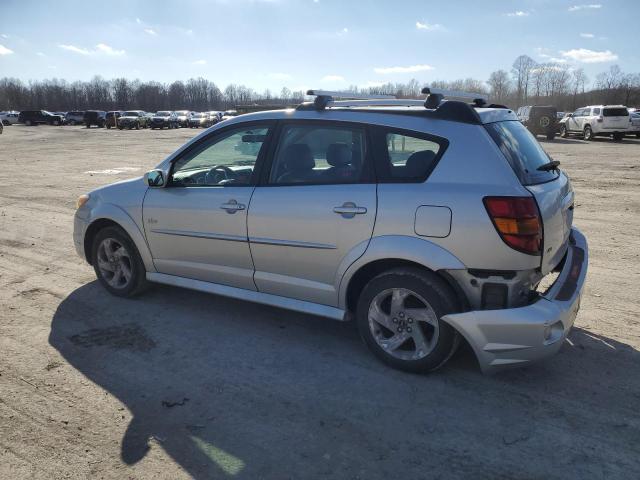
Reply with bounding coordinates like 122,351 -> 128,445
485,120 -> 573,274
602,107 -> 630,130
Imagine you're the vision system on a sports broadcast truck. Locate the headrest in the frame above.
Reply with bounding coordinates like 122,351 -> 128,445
283,144 -> 314,171
405,150 -> 436,177
326,143 -> 352,167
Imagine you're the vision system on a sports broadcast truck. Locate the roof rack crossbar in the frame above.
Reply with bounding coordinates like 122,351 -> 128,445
421,87 -> 489,102
305,89 -> 396,100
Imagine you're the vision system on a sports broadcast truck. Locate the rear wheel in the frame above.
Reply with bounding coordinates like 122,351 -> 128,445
546,132 -> 556,140
583,125 -> 593,141
560,125 -> 567,138
25,120 -> 32,126
92,226 -> 148,297
612,133 -> 624,142
356,268 -> 459,373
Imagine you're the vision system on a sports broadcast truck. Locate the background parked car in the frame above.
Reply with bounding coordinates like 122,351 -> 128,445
0,119 -> 3,134
0,111 -> 19,125
627,112 -> 640,138
516,105 -> 558,139
65,111 -> 85,125
84,110 -> 106,128
174,110 -> 191,127
105,111 -> 122,129
188,112 -> 212,128
560,105 -> 630,141
150,111 -> 178,129
18,110 -> 65,126
117,110 -> 149,130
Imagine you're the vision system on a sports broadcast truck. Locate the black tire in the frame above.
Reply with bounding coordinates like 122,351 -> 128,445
118,126 -> 124,130
107,125 -> 111,129
612,133 -> 624,142
583,125 -> 593,141
636,133 -> 640,139
560,125 -> 567,138
546,132 -> 556,140
92,226 -> 148,298
25,120 -> 32,126
356,267 -> 459,373
86,123 -> 91,128
135,123 -> 140,130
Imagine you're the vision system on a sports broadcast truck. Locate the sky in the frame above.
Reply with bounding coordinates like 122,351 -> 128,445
0,0 -> 638,92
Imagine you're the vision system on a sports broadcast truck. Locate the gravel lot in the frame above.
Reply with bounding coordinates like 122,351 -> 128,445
1,125 -> 639,479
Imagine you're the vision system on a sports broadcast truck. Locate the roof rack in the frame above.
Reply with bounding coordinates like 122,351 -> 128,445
296,87 -> 492,124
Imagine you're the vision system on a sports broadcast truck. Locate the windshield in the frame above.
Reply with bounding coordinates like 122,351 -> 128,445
156,111 -> 171,116
43,111 -> 54,116
175,110 -> 189,115
192,113 -> 204,118
485,120 -> 559,185
603,107 -> 629,117
123,111 -> 138,116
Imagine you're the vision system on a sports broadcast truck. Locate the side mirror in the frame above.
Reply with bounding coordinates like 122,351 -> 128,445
567,113 -> 573,117
146,169 -> 165,187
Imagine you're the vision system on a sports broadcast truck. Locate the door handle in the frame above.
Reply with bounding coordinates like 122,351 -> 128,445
220,199 -> 245,214
333,202 -> 367,218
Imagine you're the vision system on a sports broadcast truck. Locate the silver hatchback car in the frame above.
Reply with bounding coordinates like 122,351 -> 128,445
73,89 -> 588,374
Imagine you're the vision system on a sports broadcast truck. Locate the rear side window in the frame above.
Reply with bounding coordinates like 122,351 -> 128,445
592,108 -> 601,115
603,107 -> 629,117
371,127 -> 447,183
485,120 -> 558,186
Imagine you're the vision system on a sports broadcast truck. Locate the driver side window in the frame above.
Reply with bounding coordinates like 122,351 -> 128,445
171,124 -> 270,187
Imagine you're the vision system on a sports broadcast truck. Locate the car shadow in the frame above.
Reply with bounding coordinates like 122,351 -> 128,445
49,281 -> 640,478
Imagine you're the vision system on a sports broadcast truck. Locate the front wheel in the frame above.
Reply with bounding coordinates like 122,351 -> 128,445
92,226 -> 148,297
583,125 -> 593,141
560,125 -> 567,138
356,268 -> 459,373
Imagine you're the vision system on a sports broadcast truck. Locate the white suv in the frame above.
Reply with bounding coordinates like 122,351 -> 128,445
559,105 -> 630,141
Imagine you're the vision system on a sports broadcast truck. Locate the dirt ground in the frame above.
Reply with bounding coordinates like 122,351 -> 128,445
1,124 -> 639,480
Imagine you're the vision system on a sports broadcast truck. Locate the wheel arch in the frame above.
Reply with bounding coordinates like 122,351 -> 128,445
338,235 -> 468,313
82,205 -> 155,273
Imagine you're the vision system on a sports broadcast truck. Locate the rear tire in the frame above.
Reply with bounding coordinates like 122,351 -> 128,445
546,132 -> 556,140
612,133 -> 624,142
583,125 -> 593,141
25,120 -> 32,126
92,226 -> 148,298
356,267 -> 459,373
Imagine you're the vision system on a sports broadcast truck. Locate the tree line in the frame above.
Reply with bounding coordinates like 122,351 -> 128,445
1,55 -> 639,112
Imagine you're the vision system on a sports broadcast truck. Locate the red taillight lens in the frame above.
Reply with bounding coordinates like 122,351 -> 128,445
483,196 -> 542,255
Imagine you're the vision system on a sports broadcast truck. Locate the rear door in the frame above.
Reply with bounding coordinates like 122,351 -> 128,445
247,120 -> 377,306
485,120 -> 572,274
602,107 -> 630,131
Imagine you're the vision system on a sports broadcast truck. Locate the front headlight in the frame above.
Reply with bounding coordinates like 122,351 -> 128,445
76,194 -> 90,209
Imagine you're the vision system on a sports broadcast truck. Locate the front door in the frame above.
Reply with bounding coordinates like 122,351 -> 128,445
143,122 -> 273,290
248,121 -> 377,306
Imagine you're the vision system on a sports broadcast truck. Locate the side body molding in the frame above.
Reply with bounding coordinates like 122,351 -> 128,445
87,203 -> 156,273
337,235 -> 466,310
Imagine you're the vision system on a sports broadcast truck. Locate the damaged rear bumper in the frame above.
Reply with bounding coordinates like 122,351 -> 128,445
442,227 -> 588,374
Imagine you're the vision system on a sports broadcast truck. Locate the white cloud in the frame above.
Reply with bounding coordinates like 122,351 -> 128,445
0,44 -> 13,55
1,34 -> 8,39
136,18 -> 142,24
374,64 -> 434,74
268,72 -> 292,80
321,75 -> 345,82
568,4 -> 601,11
506,11 -> 530,17
185,29 -> 194,36
193,59 -> 207,65
416,21 -> 444,31
95,43 -> 125,56
560,48 -> 618,63
58,44 -> 90,55
144,28 -> 157,36
36,52 -> 45,56
580,33 -> 595,38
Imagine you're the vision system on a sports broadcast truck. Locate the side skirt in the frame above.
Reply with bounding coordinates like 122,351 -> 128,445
146,272 -> 347,321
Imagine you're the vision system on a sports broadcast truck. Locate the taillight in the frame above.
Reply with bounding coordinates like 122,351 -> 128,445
483,196 -> 542,256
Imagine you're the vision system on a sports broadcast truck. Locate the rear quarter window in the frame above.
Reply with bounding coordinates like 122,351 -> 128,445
485,120 -> 559,186
603,108 -> 629,117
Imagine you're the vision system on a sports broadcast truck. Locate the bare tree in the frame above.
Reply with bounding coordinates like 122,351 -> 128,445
488,70 -> 511,103
511,55 -> 537,107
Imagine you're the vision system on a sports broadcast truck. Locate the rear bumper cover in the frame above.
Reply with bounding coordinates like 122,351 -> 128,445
442,227 -> 588,374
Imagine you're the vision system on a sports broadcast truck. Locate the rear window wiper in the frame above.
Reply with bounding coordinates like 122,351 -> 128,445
537,160 -> 560,172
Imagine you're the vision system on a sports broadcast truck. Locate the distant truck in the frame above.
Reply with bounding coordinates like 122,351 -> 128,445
516,105 -> 557,140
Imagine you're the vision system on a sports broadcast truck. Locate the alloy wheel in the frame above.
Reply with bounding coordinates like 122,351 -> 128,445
96,238 -> 133,289
368,288 -> 440,361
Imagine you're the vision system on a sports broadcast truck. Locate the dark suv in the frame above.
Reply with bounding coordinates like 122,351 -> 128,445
18,110 -> 65,126
84,110 -> 106,128
516,106 -> 558,140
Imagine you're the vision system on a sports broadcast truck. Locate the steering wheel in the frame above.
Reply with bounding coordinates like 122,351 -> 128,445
205,165 -> 236,185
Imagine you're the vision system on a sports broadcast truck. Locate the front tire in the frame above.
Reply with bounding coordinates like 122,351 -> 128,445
583,125 -> 593,141
356,268 -> 459,373
92,226 -> 148,297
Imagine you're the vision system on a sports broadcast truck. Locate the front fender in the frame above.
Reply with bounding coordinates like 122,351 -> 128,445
337,235 -> 466,310
86,203 -> 156,273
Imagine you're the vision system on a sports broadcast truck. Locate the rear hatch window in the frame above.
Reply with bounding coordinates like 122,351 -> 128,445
603,107 -> 629,117
484,120 -> 559,186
